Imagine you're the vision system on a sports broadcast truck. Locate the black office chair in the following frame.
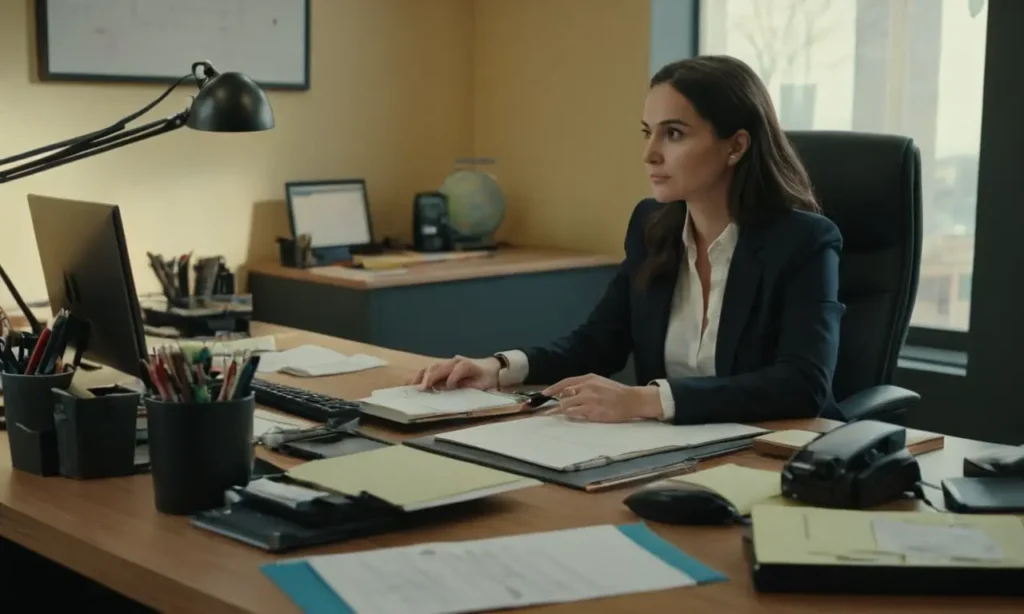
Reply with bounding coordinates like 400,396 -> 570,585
787,131 -> 922,424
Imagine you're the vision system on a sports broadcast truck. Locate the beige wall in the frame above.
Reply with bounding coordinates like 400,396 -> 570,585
473,0 -> 651,256
0,0 -> 653,314
0,0 -> 474,305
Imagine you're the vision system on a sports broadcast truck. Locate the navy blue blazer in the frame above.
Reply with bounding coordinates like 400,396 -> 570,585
519,199 -> 845,424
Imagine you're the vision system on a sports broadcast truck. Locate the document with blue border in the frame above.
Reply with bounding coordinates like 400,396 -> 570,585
262,523 -> 725,614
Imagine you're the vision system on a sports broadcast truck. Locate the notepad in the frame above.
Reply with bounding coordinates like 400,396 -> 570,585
661,463 -> 783,515
358,385 -> 521,424
435,415 -> 768,472
285,445 -> 540,512
256,344 -> 387,377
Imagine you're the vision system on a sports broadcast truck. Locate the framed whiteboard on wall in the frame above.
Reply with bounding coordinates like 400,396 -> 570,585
35,0 -> 310,90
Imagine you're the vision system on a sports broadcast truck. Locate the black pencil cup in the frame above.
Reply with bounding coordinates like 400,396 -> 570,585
1,369 -> 75,476
144,392 -> 255,515
52,386 -> 141,479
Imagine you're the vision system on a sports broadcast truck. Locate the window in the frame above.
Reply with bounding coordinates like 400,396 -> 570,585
699,0 -> 988,332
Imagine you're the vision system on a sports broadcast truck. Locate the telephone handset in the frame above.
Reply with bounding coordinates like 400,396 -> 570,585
781,420 -> 922,508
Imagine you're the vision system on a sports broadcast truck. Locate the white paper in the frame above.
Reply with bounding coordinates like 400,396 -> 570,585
872,518 -> 1003,561
307,525 -> 695,614
253,409 -> 308,438
363,386 -> 513,416
245,478 -> 327,505
436,415 -> 766,471
256,345 -> 387,377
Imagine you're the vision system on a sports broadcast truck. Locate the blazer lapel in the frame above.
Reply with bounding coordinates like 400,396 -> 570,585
715,227 -> 764,375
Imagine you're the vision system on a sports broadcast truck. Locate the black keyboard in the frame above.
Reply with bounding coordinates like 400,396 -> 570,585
251,379 -> 362,423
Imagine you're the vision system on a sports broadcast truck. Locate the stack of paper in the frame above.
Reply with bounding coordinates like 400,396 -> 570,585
262,524 -> 726,614
752,504 -> 1024,567
435,415 -> 768,471
358,385 -> 520,424
285,445 -> 540,512
169,335 -> 277,354
256,344 -> 387,377
253,408 -> 310,439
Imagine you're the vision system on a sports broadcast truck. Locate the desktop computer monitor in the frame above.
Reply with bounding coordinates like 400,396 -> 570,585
285,179 -> 374,254
27,194 -> 148,378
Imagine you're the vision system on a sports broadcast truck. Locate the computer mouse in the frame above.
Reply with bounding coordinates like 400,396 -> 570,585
964,448 -> 1024,478
623,482 -> 741,525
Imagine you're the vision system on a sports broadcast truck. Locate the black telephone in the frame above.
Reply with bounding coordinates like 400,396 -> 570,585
780,420 -> 922,508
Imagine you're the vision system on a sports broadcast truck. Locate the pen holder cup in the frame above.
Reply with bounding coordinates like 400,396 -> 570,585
144,392 -> 255,515
1,369 -> 75,476
53,386 -> 141,479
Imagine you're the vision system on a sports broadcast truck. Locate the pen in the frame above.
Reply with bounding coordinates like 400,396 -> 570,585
24,327 -> 51,374
230,354 -> 260,400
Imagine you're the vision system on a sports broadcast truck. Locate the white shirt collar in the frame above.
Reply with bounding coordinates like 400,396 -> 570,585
682,212 -> 739,258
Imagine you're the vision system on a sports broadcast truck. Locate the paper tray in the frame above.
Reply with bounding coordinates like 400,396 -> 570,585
403,435 -> 756,491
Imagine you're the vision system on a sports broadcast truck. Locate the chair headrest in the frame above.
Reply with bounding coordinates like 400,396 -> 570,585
786,130 -> 920,251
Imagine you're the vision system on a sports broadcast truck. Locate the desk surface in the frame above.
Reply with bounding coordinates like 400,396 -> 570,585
1,323 -> 1021,613
246,246 -> 619,290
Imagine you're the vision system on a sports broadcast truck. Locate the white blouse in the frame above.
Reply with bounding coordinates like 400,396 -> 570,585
498,213 -> 739,421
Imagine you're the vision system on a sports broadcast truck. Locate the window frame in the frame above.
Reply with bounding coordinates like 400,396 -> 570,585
666,0 -> 989,358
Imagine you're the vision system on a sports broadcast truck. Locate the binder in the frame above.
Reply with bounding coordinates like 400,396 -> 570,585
404,434 -> 756,492
745,504 -> 1024,595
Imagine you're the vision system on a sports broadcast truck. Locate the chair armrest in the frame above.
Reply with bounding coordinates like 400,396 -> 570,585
837,384 -> 920,424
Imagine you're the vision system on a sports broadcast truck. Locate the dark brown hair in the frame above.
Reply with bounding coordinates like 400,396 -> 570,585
638,55 -> 820,286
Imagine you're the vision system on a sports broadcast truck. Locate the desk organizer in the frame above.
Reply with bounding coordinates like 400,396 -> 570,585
53,385 -> 141,479
1,368 -> 75,476
144,391 -> 255,515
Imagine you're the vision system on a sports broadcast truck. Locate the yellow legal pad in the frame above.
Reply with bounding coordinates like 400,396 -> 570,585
666,463 -> 783,515
285,445 -> 540,512
752,504 -> 1024,567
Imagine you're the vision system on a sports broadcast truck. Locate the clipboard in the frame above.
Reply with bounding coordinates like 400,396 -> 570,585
404,434 -> 757,492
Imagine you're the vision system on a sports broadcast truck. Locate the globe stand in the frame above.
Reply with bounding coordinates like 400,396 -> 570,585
451,234 -> 498,251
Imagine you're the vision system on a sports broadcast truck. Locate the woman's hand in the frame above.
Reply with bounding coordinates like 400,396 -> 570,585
542,374 -> 662,423
407,355 -> 502,391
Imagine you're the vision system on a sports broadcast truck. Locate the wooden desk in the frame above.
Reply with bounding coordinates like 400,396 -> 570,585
1,323 -> 1021,613
247,247 -> 620,360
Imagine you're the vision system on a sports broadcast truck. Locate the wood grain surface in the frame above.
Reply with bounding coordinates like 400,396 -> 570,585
1,323 -> 1020,613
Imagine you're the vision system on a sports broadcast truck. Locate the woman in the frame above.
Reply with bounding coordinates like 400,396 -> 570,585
410,55 -> 845,425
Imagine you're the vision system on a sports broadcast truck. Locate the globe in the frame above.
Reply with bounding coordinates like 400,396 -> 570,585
439,169 -> 506,243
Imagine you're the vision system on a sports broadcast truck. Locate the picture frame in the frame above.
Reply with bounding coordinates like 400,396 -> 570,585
34,0 -> 311,91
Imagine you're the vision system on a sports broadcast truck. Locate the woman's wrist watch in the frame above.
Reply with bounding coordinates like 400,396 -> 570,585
492,353 -> 509,387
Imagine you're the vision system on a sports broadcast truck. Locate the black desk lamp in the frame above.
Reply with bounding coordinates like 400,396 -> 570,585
0,61 -> 274,183
0,61 -> 275,332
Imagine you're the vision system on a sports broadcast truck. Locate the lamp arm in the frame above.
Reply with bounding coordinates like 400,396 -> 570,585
0,61 -> 220,184
0,110 -> 190,184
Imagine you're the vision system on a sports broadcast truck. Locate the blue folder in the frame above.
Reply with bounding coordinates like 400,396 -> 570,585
261,523 -> 727,614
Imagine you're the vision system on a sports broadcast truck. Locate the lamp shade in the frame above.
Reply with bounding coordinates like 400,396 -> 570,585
186,72 -> 275,132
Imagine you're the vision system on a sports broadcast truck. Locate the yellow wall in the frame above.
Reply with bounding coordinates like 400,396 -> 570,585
473,0 -> 651,255
0,0 -> 474,305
